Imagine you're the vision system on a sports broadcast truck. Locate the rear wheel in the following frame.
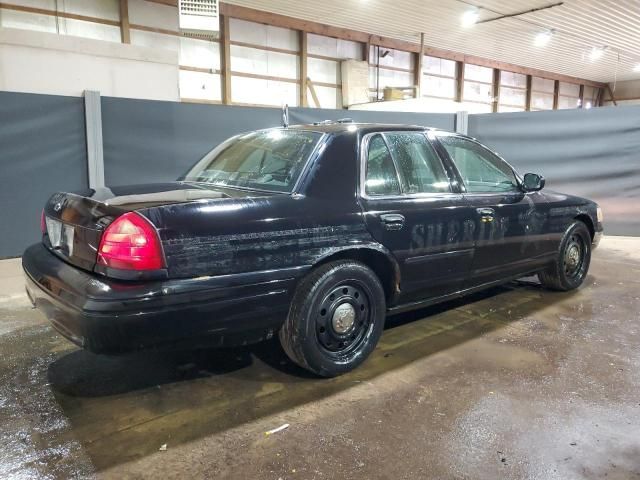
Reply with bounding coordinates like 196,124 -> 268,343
279,260 -> 386,377
539,221 -> 591,291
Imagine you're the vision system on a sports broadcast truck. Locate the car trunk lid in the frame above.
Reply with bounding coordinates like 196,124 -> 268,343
41,182 -> 264,273
43,192 -> 122,272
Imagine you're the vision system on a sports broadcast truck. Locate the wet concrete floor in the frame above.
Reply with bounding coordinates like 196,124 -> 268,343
0,237 -> 639,479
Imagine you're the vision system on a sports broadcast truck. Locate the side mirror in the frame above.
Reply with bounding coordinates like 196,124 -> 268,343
522,173 -> 545,192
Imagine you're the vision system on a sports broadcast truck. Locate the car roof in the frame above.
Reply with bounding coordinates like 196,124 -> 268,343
256,123 -> 477,142
286,123 -> 435,134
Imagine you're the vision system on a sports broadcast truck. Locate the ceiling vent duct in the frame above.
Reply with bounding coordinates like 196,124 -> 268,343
179,0 -> 219,33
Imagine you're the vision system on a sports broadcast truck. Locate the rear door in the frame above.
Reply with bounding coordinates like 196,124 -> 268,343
435,133 -> 550,286
358,131 -> 476,303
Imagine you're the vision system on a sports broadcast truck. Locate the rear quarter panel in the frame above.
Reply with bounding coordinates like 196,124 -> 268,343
141,133 -> 380,279
143,195 -> 371,278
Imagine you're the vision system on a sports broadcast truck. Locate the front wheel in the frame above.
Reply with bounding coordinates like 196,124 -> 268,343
279,260 -> 386,377
539,221 -> 592,291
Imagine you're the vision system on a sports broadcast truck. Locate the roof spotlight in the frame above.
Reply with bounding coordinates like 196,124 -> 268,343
534,30 -> 553,47
589,46 -> 607,61
461,8 -> 479,28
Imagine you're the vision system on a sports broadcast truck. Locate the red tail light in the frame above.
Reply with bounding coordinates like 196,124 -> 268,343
40,209 -> 46,234
97,212 -> 164,271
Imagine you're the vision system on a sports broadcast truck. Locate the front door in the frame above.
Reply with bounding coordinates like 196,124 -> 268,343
358,131 -> 477,303
435,133 -> 551,286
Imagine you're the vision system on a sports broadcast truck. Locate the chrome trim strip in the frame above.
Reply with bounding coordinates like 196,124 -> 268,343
404,248 -> 474,265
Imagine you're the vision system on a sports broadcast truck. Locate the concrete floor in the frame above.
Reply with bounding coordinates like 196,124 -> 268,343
1,237 -> 639,480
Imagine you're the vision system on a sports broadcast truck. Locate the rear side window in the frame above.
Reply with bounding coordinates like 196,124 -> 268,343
365,135 -> 401,196
384,132 -> 451,193
438,135 -> 519,193
183,129 -> 322,193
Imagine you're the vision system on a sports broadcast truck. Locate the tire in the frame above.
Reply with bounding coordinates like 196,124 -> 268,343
538,221 -> 592,291
279,260 -> 386,377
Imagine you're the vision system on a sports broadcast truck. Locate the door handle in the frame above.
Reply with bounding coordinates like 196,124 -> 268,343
476,207 -> 495,223
380,213 -> 405,231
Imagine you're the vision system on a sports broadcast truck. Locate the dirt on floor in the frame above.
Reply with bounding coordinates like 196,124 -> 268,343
0,237 -> 639,479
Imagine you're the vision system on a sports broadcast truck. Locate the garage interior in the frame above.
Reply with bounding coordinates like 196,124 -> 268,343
1,1 -> 639,479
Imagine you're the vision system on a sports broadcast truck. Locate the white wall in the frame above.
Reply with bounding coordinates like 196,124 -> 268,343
605,79 -> 640,106
128,0 -> 179,52
0,28 -> 179,100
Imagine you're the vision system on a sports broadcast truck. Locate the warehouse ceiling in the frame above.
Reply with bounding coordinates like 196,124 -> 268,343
224,0 -> 640,83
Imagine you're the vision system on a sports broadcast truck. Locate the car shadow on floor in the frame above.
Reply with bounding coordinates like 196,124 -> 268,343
46,278 -> 576,471
47,279 -> 549,396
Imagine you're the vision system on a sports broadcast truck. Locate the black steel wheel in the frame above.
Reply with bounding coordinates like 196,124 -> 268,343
563,233 -> 586,279
279,260 -> 386,377
539,221 -> 591,291
315,283 -> 372,356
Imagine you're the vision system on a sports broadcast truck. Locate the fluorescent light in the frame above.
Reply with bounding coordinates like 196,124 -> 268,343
534,30 -> 553,47
461,9 -> 479,28
634,64 -> 640,72
589,46 -> 606,61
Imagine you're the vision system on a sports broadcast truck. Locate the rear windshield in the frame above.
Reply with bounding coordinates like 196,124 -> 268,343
182,129 -> 323,193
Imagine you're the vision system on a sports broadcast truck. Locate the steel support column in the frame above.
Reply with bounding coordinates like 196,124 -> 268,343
83,90 -> 105,189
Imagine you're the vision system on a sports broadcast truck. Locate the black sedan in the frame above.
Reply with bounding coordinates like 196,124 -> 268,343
23,123 -> 603,377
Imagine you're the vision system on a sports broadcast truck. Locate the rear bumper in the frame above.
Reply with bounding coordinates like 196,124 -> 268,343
23,243 -> 305,353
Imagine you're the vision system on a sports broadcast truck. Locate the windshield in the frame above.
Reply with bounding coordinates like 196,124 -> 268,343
182,129 -> 323,193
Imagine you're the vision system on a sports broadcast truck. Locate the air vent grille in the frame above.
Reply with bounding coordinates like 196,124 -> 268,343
180,0 -> 218,17
179,0 -> 219,32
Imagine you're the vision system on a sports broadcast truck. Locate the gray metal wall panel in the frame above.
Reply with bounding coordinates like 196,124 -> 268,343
101,99 -> 282,186
468,106 -> 640,236
0,92 -> 87,258
101,97 -> 455,186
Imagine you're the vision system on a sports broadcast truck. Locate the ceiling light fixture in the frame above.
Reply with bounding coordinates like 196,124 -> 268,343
534,29 -> 554,47
589,46 -> 607,61
461,8 -> 479,28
